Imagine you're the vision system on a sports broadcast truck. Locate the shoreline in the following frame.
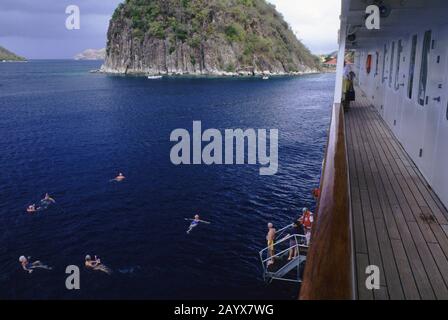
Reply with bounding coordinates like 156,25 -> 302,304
1,60 -> 28,63
93,67 -> 324,78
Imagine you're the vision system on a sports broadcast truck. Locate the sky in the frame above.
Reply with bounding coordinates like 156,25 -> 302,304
0,0 -> 341,59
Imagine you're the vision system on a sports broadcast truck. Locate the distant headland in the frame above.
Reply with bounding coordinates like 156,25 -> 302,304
0,46 -> 27,62
74,48 -> 106,61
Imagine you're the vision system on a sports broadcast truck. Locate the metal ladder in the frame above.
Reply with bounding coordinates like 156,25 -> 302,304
259,231 -> 309,283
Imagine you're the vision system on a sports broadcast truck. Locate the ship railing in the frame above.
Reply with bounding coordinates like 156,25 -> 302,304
274,223 -> 294,238
299,102 -> 353,300
259,233 -> 309,283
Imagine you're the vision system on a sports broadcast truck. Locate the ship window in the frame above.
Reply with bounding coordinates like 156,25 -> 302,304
375,52 -> 379,76
446,102 -> 448,121
389,42 -> 395,88
394,40 -> 403,90
418,30 -> 432,106
382,44 -> 388,84
408,35 -> 418,99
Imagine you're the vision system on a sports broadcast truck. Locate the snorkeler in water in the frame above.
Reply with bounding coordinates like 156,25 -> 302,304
26,193 -> 56,213
111,173 -> 126,182
26,193 -> 55,214
26,193 -> 69,215
26,204 -> 37,214
39,193 -> 56,209
185,214 -> 210,234
19,256 -> 52,273
42,193 -> 56,204
85,255 -> 112,275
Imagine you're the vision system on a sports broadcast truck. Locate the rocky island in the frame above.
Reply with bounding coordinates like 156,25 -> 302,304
101,0 -> 320,76
0,46 -> 26,62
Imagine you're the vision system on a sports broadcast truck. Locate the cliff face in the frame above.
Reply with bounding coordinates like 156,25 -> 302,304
102,0 -> 320,76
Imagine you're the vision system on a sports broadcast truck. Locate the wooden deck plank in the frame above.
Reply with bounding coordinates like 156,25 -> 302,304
428,243 -> 448,292
356,105 -> 442,299
353,110 -> 435,298
350,112 -> 399,300
406,222 -> 448,299
374,218 -> 405,299
359,189 -> 387,288
373,113 -> 448,225
357,105 -> 448,300
348,107 -> 388,289
378,130 -> 448,228
370,172 -> 401,240
358,107 -> 441,245
374,286 -> 390,300
345,93 -> 448,300
346,113 -> 369,254
392,212 -> 436,299
390,239 -> 421,300
430,222 -> 448,259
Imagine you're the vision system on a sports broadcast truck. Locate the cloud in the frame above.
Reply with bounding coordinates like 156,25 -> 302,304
0,0 -> 121,38
268,0 -> 341,54
0,0 -> 123,58
0,0 -> 121,15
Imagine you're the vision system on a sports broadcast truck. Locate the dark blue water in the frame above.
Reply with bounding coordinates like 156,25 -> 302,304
0,60 -> 334,300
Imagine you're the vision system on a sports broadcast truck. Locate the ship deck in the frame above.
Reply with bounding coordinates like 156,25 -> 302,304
346,92 -> 448,300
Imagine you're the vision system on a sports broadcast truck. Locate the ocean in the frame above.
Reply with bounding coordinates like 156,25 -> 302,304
0,60 -> 334,299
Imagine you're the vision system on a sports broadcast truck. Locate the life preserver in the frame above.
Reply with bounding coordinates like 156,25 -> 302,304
312,188 -> 320,199
302,211 -> 314,230
366,54 -> 372,74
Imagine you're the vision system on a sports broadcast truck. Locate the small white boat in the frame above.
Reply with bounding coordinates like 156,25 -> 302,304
262,76 -> 270,80
147,75 -> 163,79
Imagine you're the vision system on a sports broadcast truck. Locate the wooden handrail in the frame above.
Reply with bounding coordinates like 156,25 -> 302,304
299,102 -> 353,300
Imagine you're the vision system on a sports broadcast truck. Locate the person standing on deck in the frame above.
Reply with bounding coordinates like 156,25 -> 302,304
266,223 -> 276,266
286,222 -> 300,261
299,208 -> 314,245
342,62 -> 356,109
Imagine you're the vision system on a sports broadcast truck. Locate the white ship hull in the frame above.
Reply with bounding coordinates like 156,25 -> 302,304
349,1 -> 448,209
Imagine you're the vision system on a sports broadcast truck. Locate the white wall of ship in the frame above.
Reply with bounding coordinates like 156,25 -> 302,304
353,22 -> 448,209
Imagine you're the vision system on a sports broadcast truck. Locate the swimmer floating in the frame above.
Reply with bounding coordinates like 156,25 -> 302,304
85,255 -> 113,275
185,214 -> 210,234
26,204 -> 38,214
19,256 -> 52,274
110,172 -> 126,182
26,193 -> 56,214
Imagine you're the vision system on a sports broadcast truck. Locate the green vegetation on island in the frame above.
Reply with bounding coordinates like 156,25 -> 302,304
103,0 -> 320,75
0,46 -> 26,62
